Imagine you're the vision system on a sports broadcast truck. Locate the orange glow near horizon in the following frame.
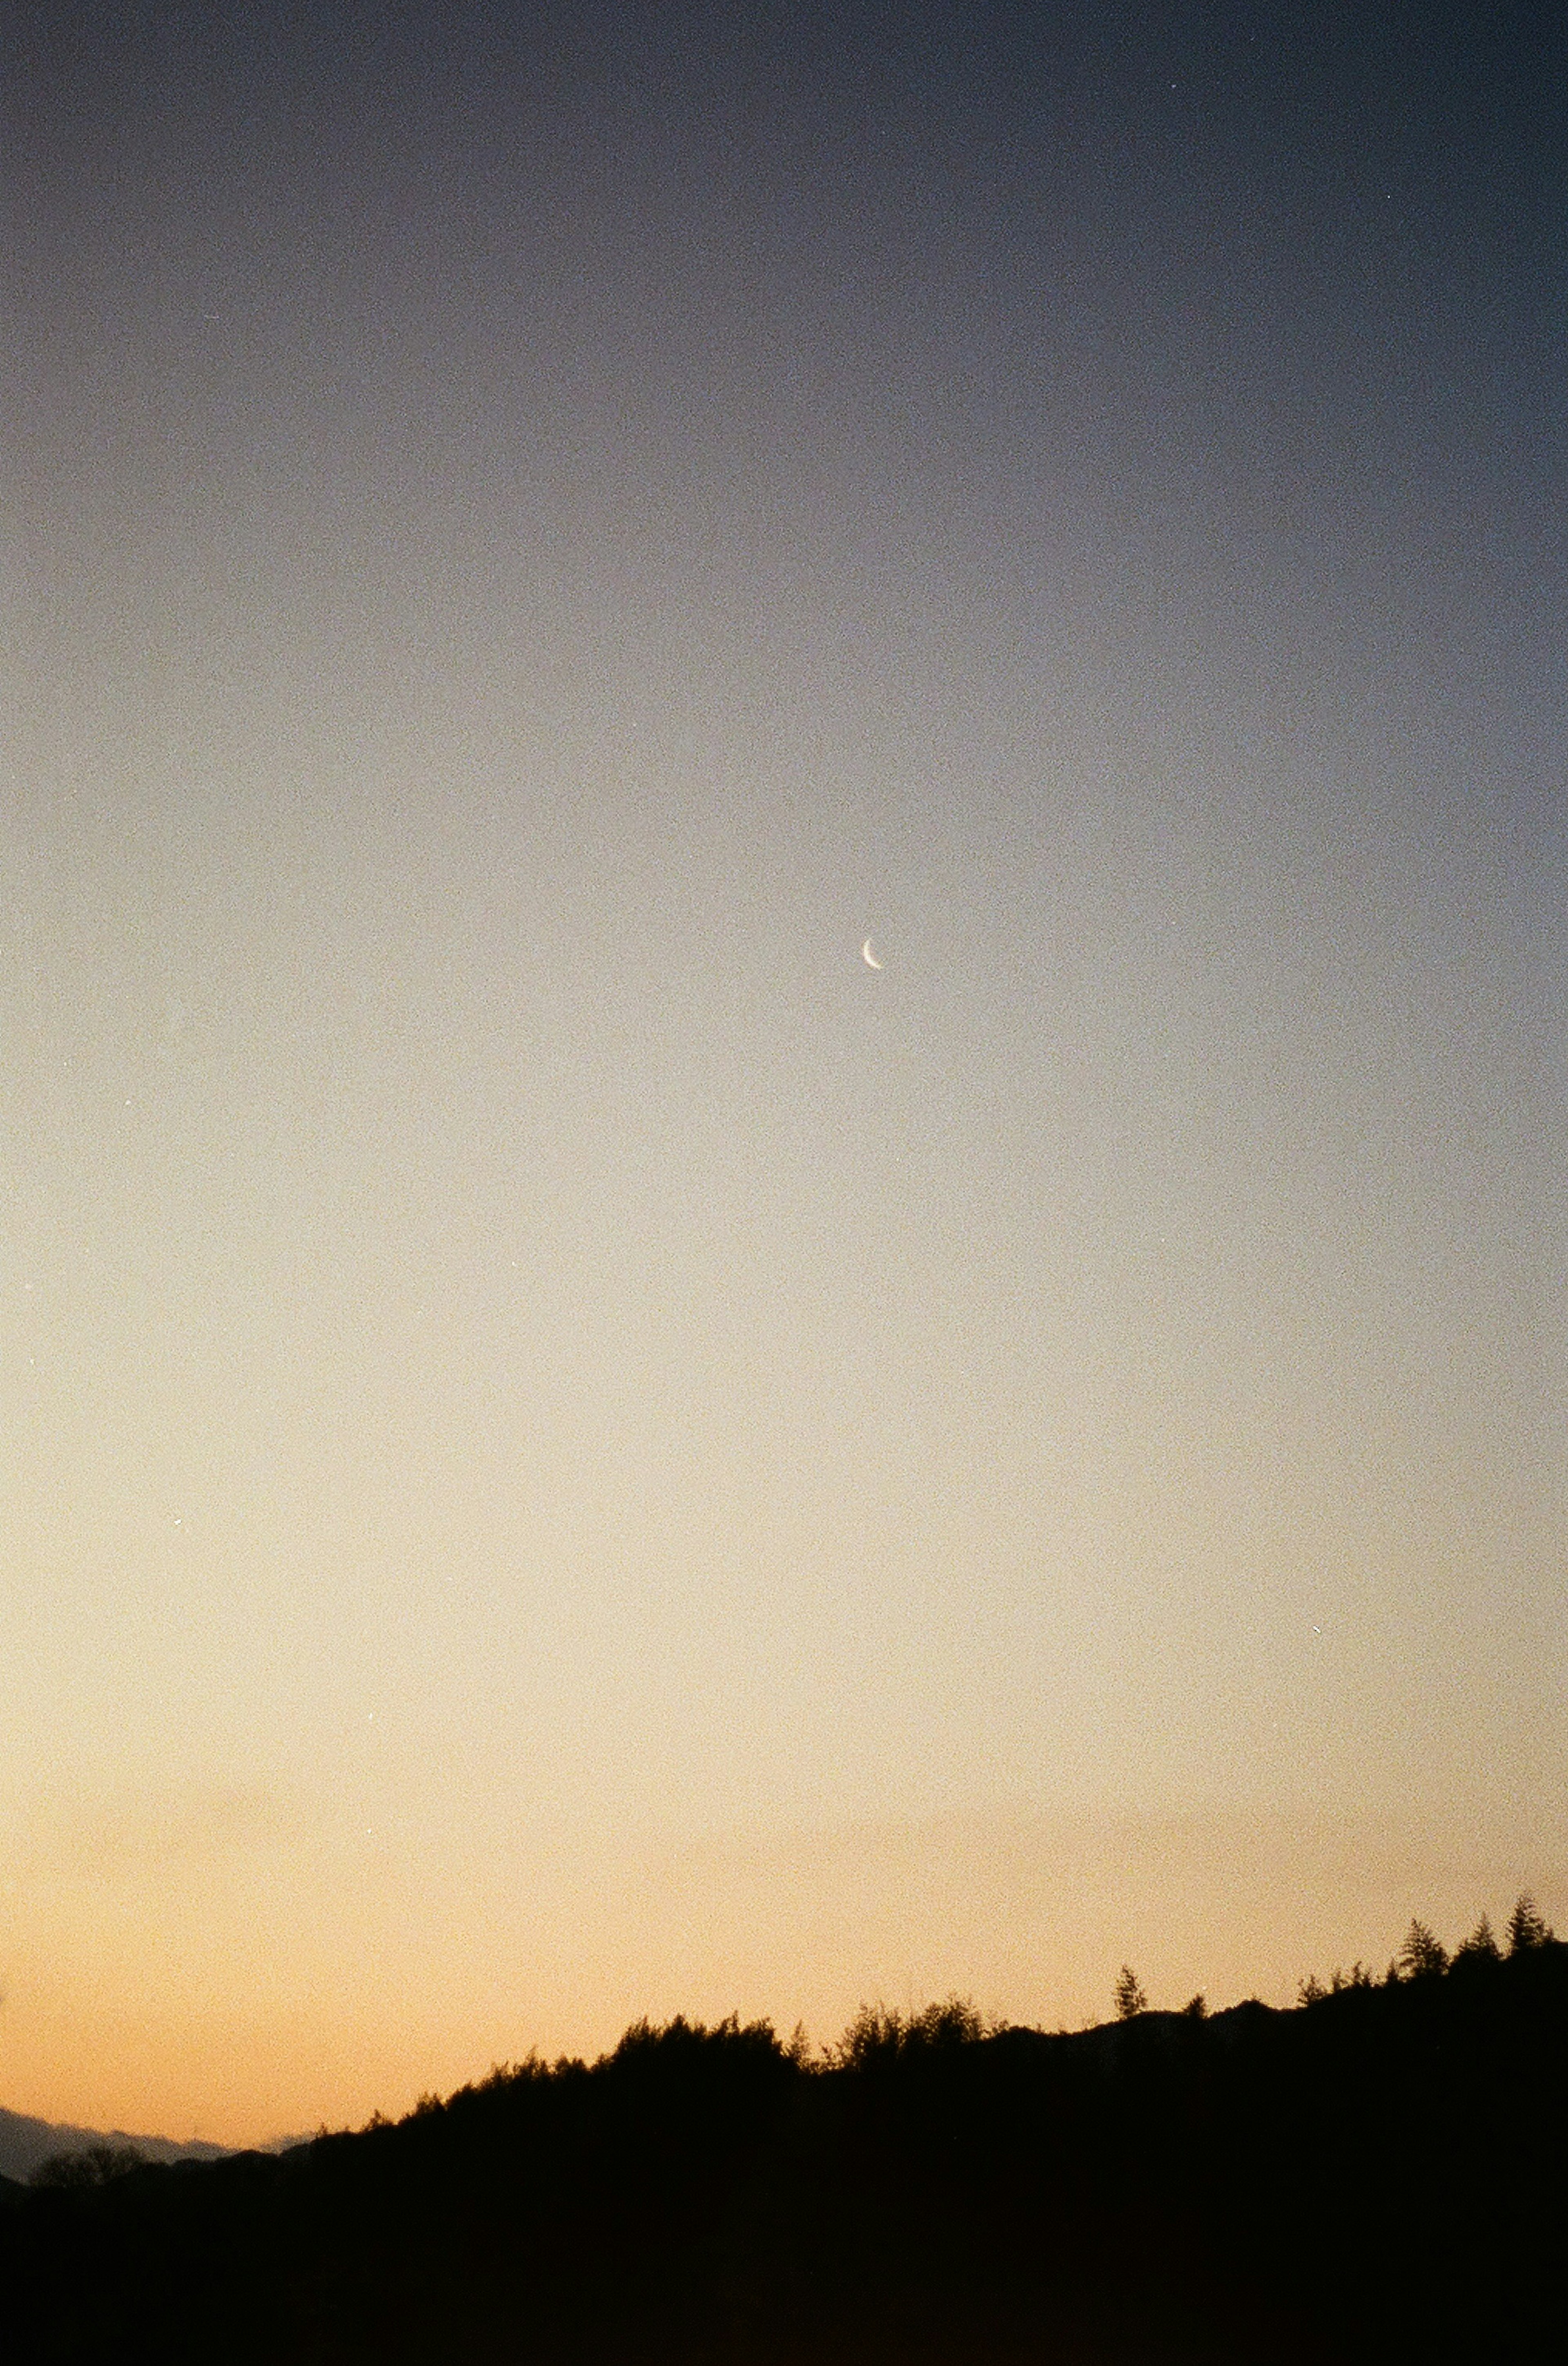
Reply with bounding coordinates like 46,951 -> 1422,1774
4,1802 -> 1558,2147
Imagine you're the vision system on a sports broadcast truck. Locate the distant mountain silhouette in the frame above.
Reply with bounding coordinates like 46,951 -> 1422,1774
1,1906 -> 1562,2362
0,2105 -> 228,2183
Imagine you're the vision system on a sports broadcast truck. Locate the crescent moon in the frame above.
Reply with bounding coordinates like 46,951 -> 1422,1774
862,939 -> 882,969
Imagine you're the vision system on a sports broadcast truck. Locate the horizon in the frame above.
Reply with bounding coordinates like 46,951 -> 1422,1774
6,1807 -> 1560,2148
2,0 -> 1563,2153
3,1871 -> 1557,2168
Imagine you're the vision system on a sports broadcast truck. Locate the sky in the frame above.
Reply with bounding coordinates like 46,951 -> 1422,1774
1,0 -> 1564,2145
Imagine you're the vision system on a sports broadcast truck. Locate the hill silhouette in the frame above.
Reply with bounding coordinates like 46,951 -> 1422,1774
1,1906 -> 1562,2363
0,2106 -> 229,2185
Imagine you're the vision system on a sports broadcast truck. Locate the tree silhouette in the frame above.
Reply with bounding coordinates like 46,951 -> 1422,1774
29,2143 -> 143,2190
1507,1893 -> 1554,1953
1396,1919 -> 1449,1980
829,1994 -> 985,2067
1114,1965 -> 1148,2020
1455,1913 -> 1501,1961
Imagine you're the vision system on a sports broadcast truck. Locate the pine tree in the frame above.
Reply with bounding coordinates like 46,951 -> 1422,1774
1455,1912 -> 1501,1961
1114,1965 -> 1148,2020
1507,1893 -> 1553,1954
1396,1919 -> 1449,1980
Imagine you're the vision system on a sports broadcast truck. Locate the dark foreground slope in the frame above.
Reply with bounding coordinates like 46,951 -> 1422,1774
3,1944 -> 1564,2366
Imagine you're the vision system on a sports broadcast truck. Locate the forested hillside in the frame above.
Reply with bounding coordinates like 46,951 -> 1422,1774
3,1919 -> 1563,2364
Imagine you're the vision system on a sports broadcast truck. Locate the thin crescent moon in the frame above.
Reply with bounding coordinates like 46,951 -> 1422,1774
862,939 -> 882,969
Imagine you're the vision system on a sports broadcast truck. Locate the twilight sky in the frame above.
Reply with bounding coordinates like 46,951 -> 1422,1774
2,0 -> 1564,2143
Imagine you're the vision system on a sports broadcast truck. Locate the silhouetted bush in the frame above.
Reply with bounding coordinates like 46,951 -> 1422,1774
827,1996 -> 987,2069
29,2144 -> 144,2191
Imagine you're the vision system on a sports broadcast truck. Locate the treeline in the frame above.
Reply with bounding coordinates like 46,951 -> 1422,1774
1293,1888 -> 1555,2001
2,1902 -> 1564,2364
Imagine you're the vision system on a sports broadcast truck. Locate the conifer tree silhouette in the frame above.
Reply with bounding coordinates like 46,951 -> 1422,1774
1455,1913 -> 1501,1961
1396,1919 -> 1448,1979
1114,1965 -> 1148,2020
1507,1893 -> 1554,1953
